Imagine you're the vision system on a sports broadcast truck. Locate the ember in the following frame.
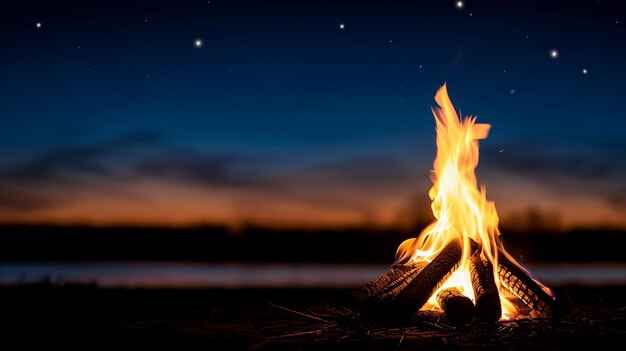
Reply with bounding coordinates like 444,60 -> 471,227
354,84 -> 555,322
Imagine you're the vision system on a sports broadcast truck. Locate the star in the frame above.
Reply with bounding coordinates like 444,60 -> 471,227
339,23 -> 345,30
510,89 -> 516,94
456,1 -> 464,9
194,38 -> 203,48
36,22 -> 42,28
582,68 -> 588,75
550,49 -> 559,59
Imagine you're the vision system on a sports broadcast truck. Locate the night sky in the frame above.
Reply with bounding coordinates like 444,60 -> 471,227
1,0 -> 625,229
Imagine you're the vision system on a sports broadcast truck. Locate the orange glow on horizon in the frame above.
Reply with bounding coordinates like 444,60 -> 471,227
0,178 -> 625,230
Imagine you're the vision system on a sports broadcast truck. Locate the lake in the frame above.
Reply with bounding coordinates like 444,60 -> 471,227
2,262 -> 626,288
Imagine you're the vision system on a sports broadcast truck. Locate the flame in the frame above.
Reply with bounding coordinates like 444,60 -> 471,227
394,83 -> 550,319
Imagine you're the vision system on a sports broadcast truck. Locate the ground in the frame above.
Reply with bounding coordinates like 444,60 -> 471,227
1,285 -> 625,350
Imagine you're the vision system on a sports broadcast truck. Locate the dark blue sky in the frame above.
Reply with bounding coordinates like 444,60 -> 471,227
1,0 -> 625,228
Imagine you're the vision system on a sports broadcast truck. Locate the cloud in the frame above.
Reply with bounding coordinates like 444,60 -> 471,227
485,139 -> 621,181
606,191 -> 626,210
258,155 -> 421,215
0,186 -> 61,211
129,153 -> 269,188
0,132 -> 273,211
4,131 -> 165,182
283,156 -> 419,183
0,132 -> 417,215
483,138 -> 626,210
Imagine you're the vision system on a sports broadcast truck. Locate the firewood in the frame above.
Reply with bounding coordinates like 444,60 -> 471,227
357,262 -> 429,317
374,263 -> 428,299
470,251 -> 502,322
383,239 -> 463,319
436,287 -> 474,323
351,264 -> 415,303
358,240 -> 462,319
497,252 -> 554,317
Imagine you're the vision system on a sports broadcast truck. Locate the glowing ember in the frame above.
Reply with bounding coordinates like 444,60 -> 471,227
393,83 -> 552,319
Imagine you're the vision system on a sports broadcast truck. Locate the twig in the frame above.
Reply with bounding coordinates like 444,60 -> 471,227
399,330 -> 407,345
267,302 -> 329,322
268,329 -> 322,339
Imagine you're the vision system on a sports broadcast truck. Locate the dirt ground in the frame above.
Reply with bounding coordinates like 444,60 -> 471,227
1,284 -> 625,350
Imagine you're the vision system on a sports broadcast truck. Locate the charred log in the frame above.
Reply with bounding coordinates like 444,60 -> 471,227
372,263 -> 428,302
357,240 -> 462,319
470,251 -> 502,322
356,262 -> 429,319
497,253 -> 554,318
436,287 -> 475,323
352,264 -> 415,303
388,239 -> 463,319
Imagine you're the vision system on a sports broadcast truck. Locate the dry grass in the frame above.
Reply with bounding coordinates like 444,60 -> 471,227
255,299 -> 626,349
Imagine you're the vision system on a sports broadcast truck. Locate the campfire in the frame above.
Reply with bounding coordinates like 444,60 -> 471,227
354,84 -> 555,323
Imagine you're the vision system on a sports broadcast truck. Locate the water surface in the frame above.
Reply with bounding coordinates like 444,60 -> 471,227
2,262 -> 625,288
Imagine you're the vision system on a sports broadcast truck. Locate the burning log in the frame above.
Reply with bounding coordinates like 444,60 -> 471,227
470,251 -> 501,322
356,262 -> 427,315
357,239 -> 462,319
497,253 -> 554,317
373,262 -> 428,302
389,239 -> 463,319
351,264 -> 415,303
436,287 -> 474,323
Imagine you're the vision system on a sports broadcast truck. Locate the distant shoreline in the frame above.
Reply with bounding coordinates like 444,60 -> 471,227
1,225 -> 625,263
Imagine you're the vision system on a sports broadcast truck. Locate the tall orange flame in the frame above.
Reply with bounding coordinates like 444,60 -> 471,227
395,83 -> 549,319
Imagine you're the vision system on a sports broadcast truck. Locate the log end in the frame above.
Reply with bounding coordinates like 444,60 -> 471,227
475,292 -> 502,322
437,288 -> 475,324
443,297 -> 475,323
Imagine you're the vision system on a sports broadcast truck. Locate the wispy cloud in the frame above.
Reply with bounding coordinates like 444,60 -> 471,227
484,138 -> 626,210
0,132 -> 418,215
3,132 -> 164,182
0,132 -> 273,211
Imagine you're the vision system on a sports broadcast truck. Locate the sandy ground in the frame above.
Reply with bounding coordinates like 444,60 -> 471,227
1,284 -> 625,350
